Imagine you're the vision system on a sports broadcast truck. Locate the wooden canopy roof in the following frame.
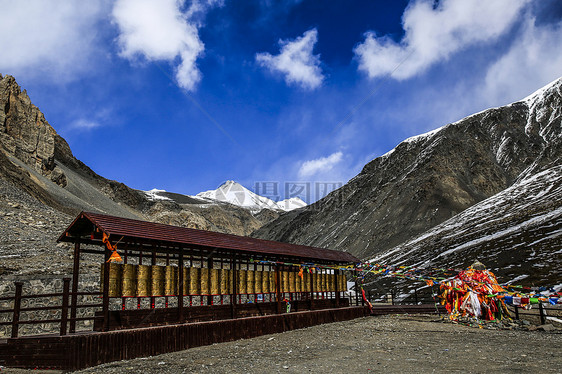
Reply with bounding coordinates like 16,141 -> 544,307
58,212 -> 359,264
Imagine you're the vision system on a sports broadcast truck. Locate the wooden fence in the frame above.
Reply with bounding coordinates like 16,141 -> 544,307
0,278 -> 103,338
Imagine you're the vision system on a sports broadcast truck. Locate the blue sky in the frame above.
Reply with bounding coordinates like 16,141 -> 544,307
1,0 -> 562,203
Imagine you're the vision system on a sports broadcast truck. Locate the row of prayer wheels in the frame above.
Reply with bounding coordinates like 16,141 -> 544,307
101,263 -> 347,298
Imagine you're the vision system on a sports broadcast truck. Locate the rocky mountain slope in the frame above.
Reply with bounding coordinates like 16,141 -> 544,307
0,74 -> 277,276
371,165 -> 561,289
253,77 -> 562,271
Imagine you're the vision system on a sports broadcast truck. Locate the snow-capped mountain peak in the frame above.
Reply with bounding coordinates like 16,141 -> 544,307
196,181 -> 306,212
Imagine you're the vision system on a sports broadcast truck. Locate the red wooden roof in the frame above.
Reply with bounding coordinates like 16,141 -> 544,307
58,212 -> 358,264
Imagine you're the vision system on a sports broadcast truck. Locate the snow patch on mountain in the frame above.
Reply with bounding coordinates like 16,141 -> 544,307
143,188 -> 172,201
370,165 -> 562,285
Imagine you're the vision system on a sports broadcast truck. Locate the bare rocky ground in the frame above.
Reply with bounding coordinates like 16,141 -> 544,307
3,314 -> 560,374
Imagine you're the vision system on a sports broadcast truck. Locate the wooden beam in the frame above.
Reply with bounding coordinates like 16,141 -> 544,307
178,250 -> 184,322
102,248 -> 110,332
69,242 -> 81,333
275,265 -> 282,314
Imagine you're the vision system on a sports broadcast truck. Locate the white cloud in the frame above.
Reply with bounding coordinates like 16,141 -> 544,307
69,119 -> 103,130
112,0 -> 208,91
256,29 -> 324,89
354,0 -> 530,80
483,18 -> 562,105
0,0 -> 106,80
298,151 -> 343,178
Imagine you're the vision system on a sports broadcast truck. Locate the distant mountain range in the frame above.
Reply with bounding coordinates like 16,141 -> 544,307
193,180 -> 306,212
254,77 -> 562,286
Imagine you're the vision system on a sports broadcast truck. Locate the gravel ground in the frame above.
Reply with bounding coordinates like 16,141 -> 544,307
5,314 -> 558,374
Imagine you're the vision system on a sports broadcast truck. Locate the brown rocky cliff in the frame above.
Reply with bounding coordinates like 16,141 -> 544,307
0,74 -> 66,186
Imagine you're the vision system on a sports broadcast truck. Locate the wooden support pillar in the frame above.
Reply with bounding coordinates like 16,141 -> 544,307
335,269 -> 341,307
11,282 -> 23,338
178,250 -> 184,322
69,242 -> 80,333
138,249 -> 143,310
231,256 -> 237,319
102,247 -> 111,332
60,278 -> 70,336
275,265 -> 282,314
207,257 -> 213,306
309,268 -> 314,310
150,252 -> 156,308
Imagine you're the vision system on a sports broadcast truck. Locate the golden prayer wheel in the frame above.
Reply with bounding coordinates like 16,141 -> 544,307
151,265 -> 165,296
100,263 -> 122,297
288,271 -> 296,293
254,271 -> 262,294
189,267 -> 200,295
165,266 -> 178,296
229,269 -> 235,294
322,273 -> 328,292
238,270 -> 247,294
247,270 -> 255,294
282,271 -> 289,293
200,267 -> 210,295
136,265 -> 151,297
210,268 -> 219,295
314,272 -> 321,292
340,274 -> 347,292
220,269 -> 229,294
269,271 -> 276,293
182,267 -> 190,295
261,271 -> 269,293
303,272 -> 310,292
121,264 -> 136,297
295,272 -> 302,293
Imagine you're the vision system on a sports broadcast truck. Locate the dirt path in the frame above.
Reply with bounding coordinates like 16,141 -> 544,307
3,314 -> 561,373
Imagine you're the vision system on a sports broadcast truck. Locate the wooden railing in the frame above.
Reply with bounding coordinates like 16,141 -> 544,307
0,278 -> 103,338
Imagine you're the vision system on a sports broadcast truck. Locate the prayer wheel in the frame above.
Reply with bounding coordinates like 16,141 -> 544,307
182,267 -> 190,295
210,268 -> 219,295
229,269 -> 235,294
165,266 -> 178,296
314,272 -> 321,292
254,271 -> 262,294
282,271 -> 289,293
121,264 -> 136,297
303,272 -> 310,292
189,267 -> 200,295
247,270 -> 255,294
151,265 -> 165,296
340,274 -> 347,292
136,265 -> 151,297
220,269 -> 229,294
327,274 -> 334,292
321,273 -> 327,292
100,263 -> 122,297
269,271 -> 276,293
288,271 -> 296,293
238,270 -> 247,294
295,272 -> 302,293
261,270 -> 269,293
200,267 -> 210,295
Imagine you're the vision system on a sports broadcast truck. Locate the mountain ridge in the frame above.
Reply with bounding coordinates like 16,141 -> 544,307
252,76 -> 562,271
